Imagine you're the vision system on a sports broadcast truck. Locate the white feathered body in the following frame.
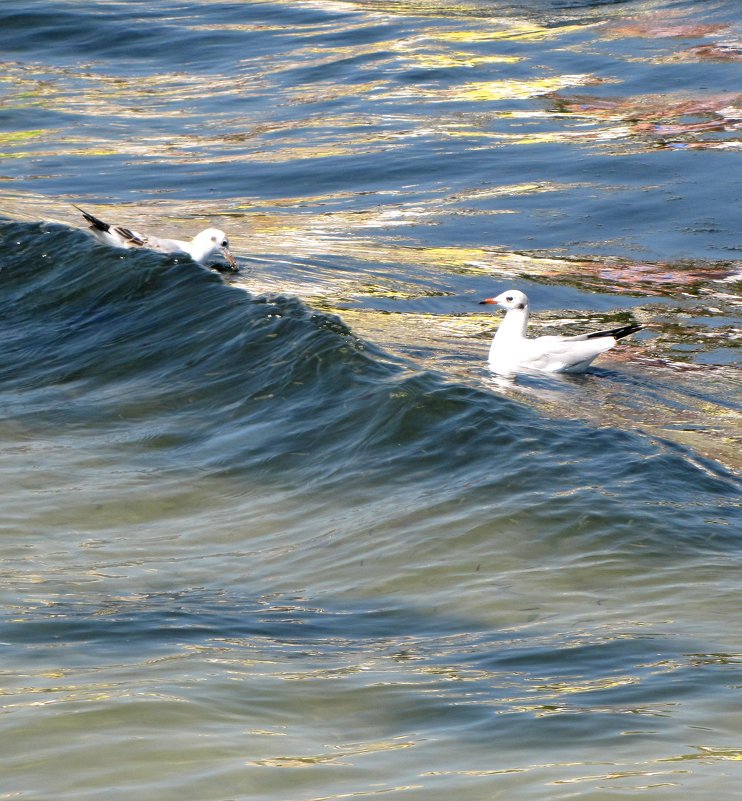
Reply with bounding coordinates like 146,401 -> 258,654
482,290 -> 641,375
74,206 -> 236,270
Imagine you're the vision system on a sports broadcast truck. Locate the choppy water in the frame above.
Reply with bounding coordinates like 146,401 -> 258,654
1,1 -> 741,799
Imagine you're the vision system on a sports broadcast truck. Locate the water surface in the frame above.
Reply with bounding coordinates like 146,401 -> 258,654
1,1 -> 741,799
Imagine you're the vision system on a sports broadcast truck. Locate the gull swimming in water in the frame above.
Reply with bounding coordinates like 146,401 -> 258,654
480,289 -> 642,374
74,205 -> 237,272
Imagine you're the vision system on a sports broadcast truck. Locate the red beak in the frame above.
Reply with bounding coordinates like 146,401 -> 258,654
479,297 -> 497,305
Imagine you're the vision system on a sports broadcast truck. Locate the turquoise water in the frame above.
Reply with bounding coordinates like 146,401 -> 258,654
1,1 -> 741,799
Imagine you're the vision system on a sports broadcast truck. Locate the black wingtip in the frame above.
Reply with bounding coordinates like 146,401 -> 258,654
72,204 -> 110,233
586,323 -> 643,341
612,323 -> 643,340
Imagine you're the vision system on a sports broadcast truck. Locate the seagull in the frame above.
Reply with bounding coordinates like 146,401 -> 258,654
73,205 -> 237,272
479,289 -> 642,374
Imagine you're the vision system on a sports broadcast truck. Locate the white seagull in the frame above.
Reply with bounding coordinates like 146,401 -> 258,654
480,289 -> 642,374
74,205 -> 237,272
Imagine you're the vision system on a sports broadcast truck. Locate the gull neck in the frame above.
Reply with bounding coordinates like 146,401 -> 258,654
494,305 -> 529,343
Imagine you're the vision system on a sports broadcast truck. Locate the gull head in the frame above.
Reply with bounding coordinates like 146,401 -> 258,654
479,289 -> 529,311
191,228 -> 237,271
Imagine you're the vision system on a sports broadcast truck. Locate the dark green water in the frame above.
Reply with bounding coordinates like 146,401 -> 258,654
1,1 -> 740,799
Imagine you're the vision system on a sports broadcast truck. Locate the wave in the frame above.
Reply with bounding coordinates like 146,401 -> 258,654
1,220 -> 739,561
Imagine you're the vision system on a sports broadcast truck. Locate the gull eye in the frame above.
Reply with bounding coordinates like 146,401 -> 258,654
505,295 -> 513,302
222,240 -> 228,248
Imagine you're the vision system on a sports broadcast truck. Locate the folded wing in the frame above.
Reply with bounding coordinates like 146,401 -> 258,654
522,324 -> 642,373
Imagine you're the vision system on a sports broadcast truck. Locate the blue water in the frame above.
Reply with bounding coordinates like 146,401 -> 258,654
1,1 -> 741,799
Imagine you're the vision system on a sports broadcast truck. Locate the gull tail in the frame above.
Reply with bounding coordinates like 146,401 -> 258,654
73,204 -> 110,233
586,323 -> 643,341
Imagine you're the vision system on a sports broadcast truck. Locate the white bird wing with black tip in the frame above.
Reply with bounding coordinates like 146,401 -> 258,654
74,205 -> 199,259
561,323 -> 644,343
